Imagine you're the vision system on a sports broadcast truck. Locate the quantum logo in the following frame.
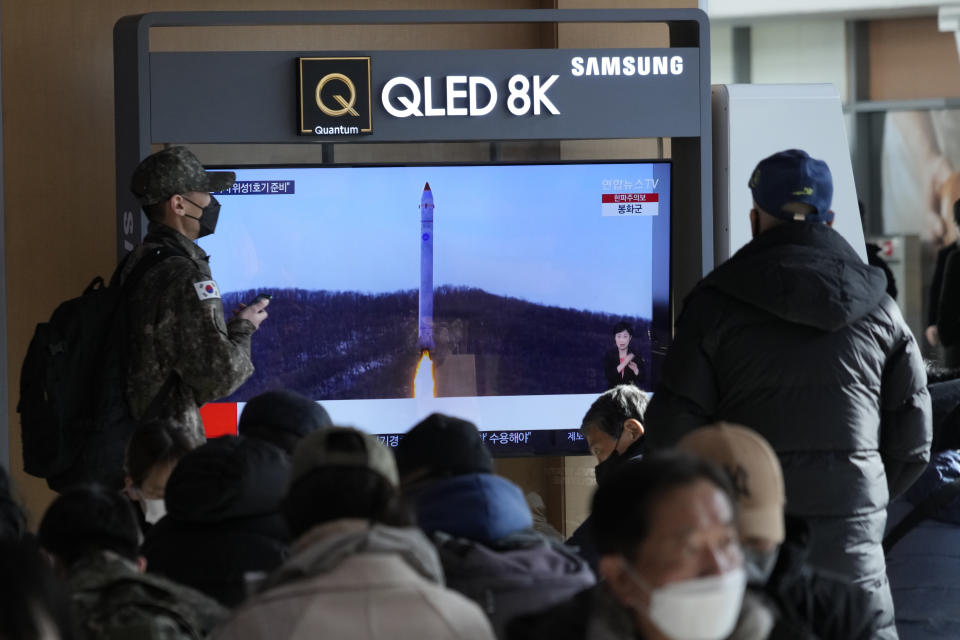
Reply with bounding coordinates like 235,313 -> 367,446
316,73 -> 358,117
299,57 -> 372,136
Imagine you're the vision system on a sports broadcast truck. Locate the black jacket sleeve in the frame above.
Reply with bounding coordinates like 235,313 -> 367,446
644,289 -> 719,448
937,250 -> 960,346
928,246 -> 952,327
602,350 -> 620,390
565,516 -> 598,574
879,297 -> 933,499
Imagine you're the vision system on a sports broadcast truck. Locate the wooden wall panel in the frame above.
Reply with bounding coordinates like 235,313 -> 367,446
151,23 -> 550,52
869,17 -> 960,101
556,0 -> 696,49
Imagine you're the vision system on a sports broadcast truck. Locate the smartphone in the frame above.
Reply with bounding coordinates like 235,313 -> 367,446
250,293 -> 272,304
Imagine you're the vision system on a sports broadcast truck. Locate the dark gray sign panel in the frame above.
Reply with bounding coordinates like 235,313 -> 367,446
150,48 -> 701,143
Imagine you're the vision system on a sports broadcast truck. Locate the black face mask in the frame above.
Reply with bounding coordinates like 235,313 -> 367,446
182,194 -> 220,238
594,428 -> 625,485
594,449 -> 623,485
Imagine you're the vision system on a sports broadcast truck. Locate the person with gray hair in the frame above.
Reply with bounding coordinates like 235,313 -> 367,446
566,385 -> 649,571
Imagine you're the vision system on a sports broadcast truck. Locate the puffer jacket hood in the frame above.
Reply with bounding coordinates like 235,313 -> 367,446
265,519 -> 445,589
214,518 -> 497,640
705,223 -> 888,331
165,436 -> 290,523
143,436 -> 291,606
410,473 -> 534,546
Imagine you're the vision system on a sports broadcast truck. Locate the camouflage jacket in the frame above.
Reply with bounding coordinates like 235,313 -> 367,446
68,551 -> 227,640
122,223 -> 255,444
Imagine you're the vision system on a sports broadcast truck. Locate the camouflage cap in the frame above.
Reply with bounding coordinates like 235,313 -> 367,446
130,146 -> 236,206
290,426 -> 399,488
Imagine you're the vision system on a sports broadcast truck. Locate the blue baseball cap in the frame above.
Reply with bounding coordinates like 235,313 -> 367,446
748,149 -> 834,224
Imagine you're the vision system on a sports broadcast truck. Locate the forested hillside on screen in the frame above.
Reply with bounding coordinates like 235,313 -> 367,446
221,286 -> 650,401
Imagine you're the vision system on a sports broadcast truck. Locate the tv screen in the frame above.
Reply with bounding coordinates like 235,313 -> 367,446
199,161 -> 671,454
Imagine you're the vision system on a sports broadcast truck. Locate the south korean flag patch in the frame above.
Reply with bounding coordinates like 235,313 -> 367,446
194,280 -> 221,301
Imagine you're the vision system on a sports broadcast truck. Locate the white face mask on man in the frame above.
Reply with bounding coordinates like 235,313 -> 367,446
623,561 -> 747,640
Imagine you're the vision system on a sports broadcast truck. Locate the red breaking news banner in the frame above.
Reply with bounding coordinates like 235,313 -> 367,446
199,403 -> 239,438
600,193 -> 659,203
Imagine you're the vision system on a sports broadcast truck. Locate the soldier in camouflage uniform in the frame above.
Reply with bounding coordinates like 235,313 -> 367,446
38,485 -> 227,639
125,146 -> 269,444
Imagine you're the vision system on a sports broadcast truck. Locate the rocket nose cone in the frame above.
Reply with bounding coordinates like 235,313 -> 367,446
420,181 -> 434,208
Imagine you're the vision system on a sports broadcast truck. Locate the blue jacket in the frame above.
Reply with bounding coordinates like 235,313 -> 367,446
409,474 -> 594,638
886,450 -> 960,640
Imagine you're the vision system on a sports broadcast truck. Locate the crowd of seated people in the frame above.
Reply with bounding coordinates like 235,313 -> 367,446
0,376 -> 947,640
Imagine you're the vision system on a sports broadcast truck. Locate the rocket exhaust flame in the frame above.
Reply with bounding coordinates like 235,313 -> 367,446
413,350 -> 436,398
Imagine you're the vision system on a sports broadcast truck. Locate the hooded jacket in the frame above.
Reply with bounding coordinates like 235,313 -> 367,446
410,473 -> 594,638
411,473 -> 534,546
886,450 -> 960,640
215,519 -> 495,640
142,437 -> 291,607
645,223 -> 930,636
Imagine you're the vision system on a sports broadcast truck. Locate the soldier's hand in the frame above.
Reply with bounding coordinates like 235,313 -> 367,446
236,297 -> 269,329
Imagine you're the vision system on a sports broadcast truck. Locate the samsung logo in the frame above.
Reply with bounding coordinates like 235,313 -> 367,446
570,56 -> 684,77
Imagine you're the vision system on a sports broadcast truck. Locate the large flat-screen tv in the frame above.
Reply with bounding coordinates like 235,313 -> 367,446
199,161 -> 671,454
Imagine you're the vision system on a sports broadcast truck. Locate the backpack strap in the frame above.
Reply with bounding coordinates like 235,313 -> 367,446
110,245 -> 189,292
883,476 -> 960,553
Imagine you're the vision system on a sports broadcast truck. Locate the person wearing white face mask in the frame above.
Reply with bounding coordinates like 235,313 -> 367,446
508,451 -> 769,640
123,420 -> 193,530
679,423 -> 878,640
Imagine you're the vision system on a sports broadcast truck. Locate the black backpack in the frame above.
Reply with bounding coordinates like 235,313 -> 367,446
18,246 -> 183,492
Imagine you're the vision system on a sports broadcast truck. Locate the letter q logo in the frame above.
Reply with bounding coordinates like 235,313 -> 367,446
316,73 -> 359,117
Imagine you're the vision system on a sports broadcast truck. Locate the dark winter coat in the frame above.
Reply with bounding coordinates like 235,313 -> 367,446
866,242 -> 898,300
927,244 -> 956,327
565,437 -> 647,572
506,583 -> 774,640
760,518 -> 880,640
142,436 -> 291,607
644,222 -> 931,637
937,249 -> 960,367
927,379 -> 960,452
505,584 -> 638,640
886,450 -> 960,640
409,473 -> 595,638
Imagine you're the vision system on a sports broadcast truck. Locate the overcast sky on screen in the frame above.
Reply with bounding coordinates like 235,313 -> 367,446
199,163 -> 667,318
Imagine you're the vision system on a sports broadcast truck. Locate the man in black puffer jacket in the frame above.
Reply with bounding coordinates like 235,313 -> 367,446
645,149 -> 932,640
142,435 -> 291,606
